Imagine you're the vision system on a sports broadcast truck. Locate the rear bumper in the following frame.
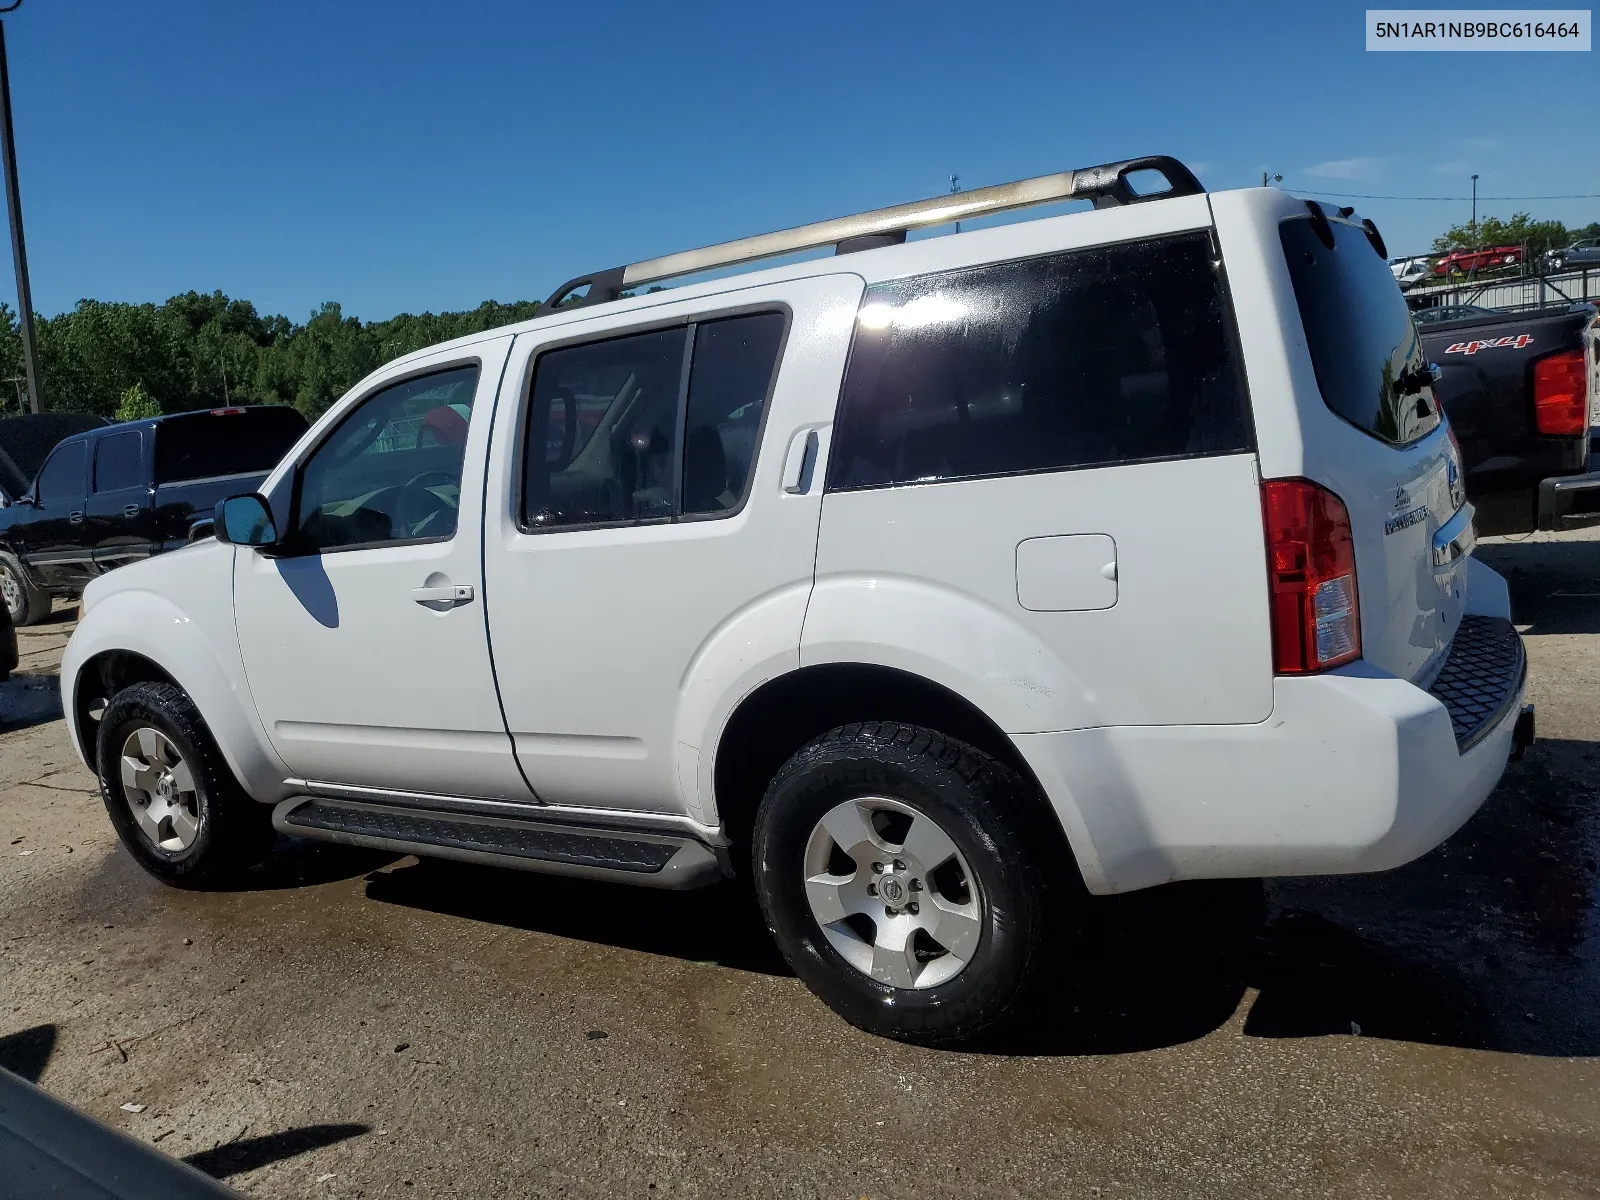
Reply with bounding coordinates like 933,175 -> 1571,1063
1537,457 -> 1600,530
1014,603 -> 1527,895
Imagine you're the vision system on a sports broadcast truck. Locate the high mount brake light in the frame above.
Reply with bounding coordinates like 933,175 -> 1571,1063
1533,349 -> 1587,437
1261,479 -> 1361,673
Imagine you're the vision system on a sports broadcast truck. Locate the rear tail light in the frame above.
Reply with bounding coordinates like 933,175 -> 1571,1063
1262,479 -> 1361,673
1533,348 -> 1587,436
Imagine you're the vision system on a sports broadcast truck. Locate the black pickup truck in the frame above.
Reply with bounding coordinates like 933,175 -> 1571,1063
0,406 -> 307,625
1416,303 -> 1599,534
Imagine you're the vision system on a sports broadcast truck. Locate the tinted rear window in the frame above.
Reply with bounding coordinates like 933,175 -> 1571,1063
828,232 -> 1252,491
154,408 -> 308,484
1280,216 -> 1441,446
93,430 -> 144,492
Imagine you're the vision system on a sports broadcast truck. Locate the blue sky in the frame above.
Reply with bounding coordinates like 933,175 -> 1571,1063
12,0 -> 1599,321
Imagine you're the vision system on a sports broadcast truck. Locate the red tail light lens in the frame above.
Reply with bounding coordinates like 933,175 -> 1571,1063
1262,479 -> 1361,673
1533,348 -> 1587,436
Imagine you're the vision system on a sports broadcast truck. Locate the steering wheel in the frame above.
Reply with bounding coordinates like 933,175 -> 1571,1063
394,470 -> 459,537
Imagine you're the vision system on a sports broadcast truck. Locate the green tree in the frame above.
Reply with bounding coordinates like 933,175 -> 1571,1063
115,381 -> 162,421
0,302 -> 23,415
14,290 -> 544,420
1432,212 -> 1569,260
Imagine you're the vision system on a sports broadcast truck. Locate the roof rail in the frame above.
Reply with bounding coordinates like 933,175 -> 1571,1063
544,155 -> 1203,311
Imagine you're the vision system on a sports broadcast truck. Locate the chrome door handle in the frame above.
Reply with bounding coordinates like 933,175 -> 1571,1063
412,583 -> 475,606
122,504 -> 141,518
68,511 -> 84,525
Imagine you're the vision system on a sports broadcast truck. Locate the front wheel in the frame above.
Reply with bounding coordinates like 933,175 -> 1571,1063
752,722 -> 1066,1046
96,681 -> 273,888
0,551 -> 50,627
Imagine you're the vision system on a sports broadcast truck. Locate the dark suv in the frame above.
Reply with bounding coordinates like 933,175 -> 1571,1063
0,406 -> 307,625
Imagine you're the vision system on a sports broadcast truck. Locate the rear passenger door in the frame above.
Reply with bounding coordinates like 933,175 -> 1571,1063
807,225 -> 1275,732
482,276 -> 862,816
85,428 -> 157,572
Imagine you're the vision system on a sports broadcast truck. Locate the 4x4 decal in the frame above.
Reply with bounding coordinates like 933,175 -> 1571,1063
1444,334 -> 1533,355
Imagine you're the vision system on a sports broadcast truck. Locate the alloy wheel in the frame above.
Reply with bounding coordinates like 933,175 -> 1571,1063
119,727 -> 201,853
802,796 -> 984,989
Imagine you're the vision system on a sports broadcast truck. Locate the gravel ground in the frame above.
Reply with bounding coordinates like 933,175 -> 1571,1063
1,528 -> 1597,1198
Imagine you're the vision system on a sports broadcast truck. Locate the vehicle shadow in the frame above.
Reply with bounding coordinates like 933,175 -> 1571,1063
1006,735 -> 1600,1059
0,1023 -> 57,1083
1477,532 -> 1600,636
230,836 -> 400,892
364,858 -> 792,976
357,739 -> 1600,1060
183,1122 -> 370,1180
0,670 -> 64,733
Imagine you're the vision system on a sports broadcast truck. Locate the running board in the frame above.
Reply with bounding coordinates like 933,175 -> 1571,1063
272,796 -> 723,889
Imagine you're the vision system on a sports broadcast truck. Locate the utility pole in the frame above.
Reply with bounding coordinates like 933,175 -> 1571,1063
1471,173 -> 1479,238
949,174 -> 962,234
0,7 -> 41,414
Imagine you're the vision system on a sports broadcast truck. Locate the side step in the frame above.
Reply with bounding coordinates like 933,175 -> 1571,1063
272,796 -> 723,890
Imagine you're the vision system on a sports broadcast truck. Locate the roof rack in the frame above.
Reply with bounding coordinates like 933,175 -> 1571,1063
544,154 -> 1204,311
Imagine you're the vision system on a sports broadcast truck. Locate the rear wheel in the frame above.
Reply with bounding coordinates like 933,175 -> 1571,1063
96,681 -> 273,888
752,722 -> 1066,1046
0,551 -> 50,627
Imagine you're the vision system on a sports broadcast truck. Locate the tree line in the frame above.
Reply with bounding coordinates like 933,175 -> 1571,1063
1430,213 -> 1600,259
0,292 -> 544,421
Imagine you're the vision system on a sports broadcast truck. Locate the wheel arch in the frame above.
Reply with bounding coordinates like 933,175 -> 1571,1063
63,592 -> 290,802
709,662 -> 1090,881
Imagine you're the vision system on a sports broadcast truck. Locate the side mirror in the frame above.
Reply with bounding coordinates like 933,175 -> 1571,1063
214,494 -> 278,548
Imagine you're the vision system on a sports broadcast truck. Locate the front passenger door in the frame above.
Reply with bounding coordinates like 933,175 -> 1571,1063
232,341 -> 532,801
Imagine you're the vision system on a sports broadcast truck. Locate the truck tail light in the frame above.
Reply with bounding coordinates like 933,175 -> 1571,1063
1262,479 -> 1361,673
1533,348 -> 1587,436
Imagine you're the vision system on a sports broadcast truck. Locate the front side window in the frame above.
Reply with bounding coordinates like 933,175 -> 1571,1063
521,312 -> 785,529
94,431 -> 144,493
36,441 -> 89,504
294,365 -> 479,553
828,233 -> 1252,491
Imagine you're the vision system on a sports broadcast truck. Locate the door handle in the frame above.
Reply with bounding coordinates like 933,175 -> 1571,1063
412,582 -> 475,606
782,428 -> 821,494
123,504 -> 142,518
68,511 -> 84,525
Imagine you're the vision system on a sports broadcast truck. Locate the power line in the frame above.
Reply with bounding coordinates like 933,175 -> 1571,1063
1295,188 -> 1600,202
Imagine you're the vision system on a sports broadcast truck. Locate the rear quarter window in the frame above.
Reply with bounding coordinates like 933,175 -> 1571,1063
1280,215 -> 1441,446
828,231 -> 1252,491
154,408 -> 309,485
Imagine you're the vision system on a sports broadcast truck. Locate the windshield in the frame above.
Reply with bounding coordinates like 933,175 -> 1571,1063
1281,215 -> 1441,446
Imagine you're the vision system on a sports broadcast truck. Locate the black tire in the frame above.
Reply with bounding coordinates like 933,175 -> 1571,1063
96,680 -> 273,888
0,550 -> 50,627
752,721 -> 1070,1047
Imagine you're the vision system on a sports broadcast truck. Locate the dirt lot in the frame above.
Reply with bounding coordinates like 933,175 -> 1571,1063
2,530 -> 1598,1199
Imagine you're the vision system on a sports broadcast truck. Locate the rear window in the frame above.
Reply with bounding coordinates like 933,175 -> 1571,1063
828,231 -> 1252,491
1280,216 -> 1441,446
154,408 -> 309,485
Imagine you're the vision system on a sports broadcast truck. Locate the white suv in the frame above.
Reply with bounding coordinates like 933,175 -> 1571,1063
63,157 -> 1531,1046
